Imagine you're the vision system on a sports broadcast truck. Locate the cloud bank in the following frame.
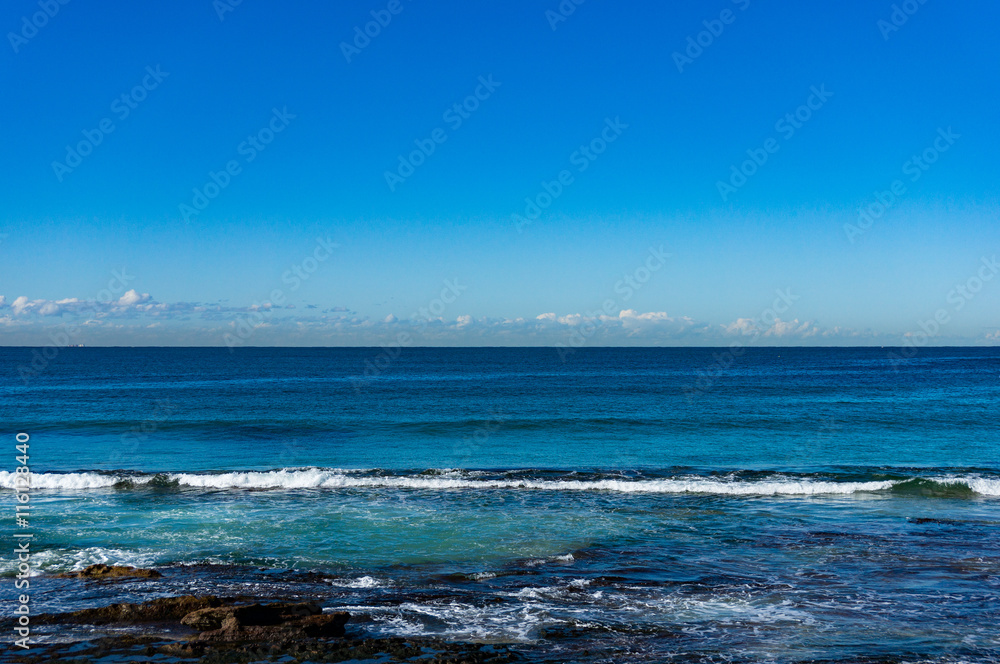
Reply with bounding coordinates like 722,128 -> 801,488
0,290 -> 993,347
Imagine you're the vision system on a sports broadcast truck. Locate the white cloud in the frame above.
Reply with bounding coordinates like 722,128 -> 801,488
117,289 -> 150,306
0,291 -> 889,346
722,316 -> 819,338
10,296 -> 30,315
723,318 -> 753,335
765,318 -> 819,338
0,291 -> 331,321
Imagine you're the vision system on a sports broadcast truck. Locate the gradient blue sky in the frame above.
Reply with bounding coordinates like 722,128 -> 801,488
1,0 -> 998,346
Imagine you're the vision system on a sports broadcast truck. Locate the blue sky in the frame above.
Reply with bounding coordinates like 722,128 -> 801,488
1,0 -> 998,346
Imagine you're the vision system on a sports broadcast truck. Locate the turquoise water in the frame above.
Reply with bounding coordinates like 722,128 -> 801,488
2,347 -> 999,661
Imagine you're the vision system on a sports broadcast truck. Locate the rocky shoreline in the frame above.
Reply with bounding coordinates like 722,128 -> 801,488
7,566 -> 523,663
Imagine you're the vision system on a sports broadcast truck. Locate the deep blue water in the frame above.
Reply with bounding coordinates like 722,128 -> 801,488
2,347 -> 999,662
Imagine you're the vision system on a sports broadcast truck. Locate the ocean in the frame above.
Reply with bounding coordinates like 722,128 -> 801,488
2,346 -> 999,662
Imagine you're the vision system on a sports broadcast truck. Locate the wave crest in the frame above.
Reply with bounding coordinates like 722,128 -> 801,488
3,468 -> 999,497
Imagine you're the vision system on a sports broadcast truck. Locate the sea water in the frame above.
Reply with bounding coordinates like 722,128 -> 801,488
1,347 -> 998,662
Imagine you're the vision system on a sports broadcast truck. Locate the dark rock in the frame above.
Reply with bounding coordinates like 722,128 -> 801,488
18,593 -> 524,663
7,633 -> 521,663
193,610 -> 350,641
300,612 -> 351,637
180,600 -> 322,631
56,563 -> 162,579
36,595 -> 224,625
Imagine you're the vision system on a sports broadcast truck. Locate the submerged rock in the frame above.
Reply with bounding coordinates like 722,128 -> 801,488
21,594 -> 520,663
36,595 -> 224,625
26,635 -> 521,663
55,563 -> 162,580
36,595 -> 347,639
181,600 -> 321,630
180,600 -> 349,640
194,611 -> 351,641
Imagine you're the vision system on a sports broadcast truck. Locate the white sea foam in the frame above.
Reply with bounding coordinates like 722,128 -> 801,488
651,594 -> 817,625
4,468 -> 999,496
525,553 -> 577,567
470,571 -> 497,580
328,575 -> 386,589
172,468 -> 335,490
931,475 -> 1000,496
0,470 -> 126,490
349,599 -> 554,642
346,584 -> 816,643
0,547 -> 157,577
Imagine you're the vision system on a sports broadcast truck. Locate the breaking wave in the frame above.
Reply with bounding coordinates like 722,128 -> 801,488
2,468 -> 999,497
